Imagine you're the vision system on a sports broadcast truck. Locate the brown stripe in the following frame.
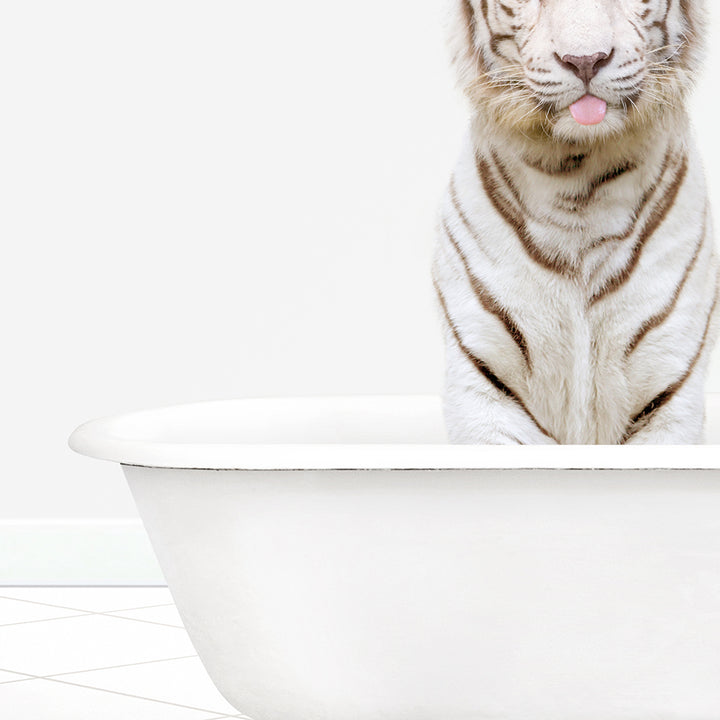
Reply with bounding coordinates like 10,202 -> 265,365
557,161 -> 637,210
475,152 -> 573,275
529,79 -> 563,88
650,19 -> 668,50
589,153 -> 688,306
524,153 -> 587,176
628,18 -> 645,42
679,0 -> 694,35
625,209 -> 707,356
457,0 -> 492,74
442,202 -> 532,370
490,150 -> 577,233
478,0 -> 494,44
678,0 -> 695,49
460,0 -> 478,53
622,281 -> 720,442
434,281 -> 554,441
478,0 -> 513,56
588,146 -> 673,250
491,149 -> 525,209
490,33 -> 514,56
613,69 -> 643,84
448,174 -> 484,248
498,2 -> 514,17
649,0 -> 670,49
675,0 -> 696,67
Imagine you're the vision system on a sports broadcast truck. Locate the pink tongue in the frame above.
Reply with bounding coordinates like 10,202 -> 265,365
569,94 -> 607,125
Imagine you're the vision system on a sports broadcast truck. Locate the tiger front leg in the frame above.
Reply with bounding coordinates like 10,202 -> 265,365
621,370 -> 707,444
622,291 -> 720,445
442,341 -> 557,445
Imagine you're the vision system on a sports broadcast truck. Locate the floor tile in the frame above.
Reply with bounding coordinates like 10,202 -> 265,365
57,656 -> 239,716
0,677 -> 225,719
0,588 -> 257,717
107,603 -> 185,628
0,596 -> 87,626
0,613 -> 196,676
0,587 -> 173,613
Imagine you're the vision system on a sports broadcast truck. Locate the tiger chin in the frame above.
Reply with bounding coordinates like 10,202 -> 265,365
433,0 -> 720,444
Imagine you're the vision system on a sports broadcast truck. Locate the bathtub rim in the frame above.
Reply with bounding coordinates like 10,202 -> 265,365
68,394 -> 720,471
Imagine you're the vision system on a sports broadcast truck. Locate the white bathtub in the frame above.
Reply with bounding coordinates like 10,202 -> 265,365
69,395 -> 720,720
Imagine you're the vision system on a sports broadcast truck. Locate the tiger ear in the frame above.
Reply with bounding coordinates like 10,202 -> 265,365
445,0 -> 488,88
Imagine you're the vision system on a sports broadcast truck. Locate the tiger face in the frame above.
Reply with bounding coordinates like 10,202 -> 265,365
451,0 -> 706,141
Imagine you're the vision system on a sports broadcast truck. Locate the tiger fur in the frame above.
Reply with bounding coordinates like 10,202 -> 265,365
433,0 -> 720,444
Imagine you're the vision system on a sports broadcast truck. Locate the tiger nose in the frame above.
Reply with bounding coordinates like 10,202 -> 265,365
555,50 -> 614,85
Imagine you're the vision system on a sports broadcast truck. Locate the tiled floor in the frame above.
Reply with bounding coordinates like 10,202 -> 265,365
0,587 -> 251,719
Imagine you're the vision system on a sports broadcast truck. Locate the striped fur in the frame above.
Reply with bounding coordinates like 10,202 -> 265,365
434,0 -> 719,444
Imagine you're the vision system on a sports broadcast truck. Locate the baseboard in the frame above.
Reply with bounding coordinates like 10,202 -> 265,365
0,520 -> 165,586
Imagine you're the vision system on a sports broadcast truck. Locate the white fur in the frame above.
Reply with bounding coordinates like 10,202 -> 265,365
434,0 -> 720,444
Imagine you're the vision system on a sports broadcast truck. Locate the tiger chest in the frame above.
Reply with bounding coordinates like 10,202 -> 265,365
516,279 -> 633,444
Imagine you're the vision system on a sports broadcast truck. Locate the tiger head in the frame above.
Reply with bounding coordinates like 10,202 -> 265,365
449,0 -> 707,142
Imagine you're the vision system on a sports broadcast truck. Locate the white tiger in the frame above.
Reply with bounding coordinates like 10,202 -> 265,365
433,0 -> 720,444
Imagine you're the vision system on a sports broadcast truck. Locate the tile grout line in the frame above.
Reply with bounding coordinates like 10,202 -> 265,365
0,676 -> 39,685
0,612 -> 93,628
4,654 -> 200,680
0,664 -> 248,717
0,670 -> 35,685
0,595 -> 184,630
0,594 -> 104,614
102,612 -> 185,629
44,675 -> 232,716
48,655 -> 201,680
0,593 -> 174,614
0,610 -> 184,631
0,585 -> 168,588
0,667 -> 235,716
97,603 -> 175,612
0,655 -> 199,684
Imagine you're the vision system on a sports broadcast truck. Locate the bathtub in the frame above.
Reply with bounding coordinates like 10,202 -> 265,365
69,394 -> 720,720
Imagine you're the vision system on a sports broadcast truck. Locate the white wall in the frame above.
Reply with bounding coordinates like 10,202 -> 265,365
2,0 -> 720,526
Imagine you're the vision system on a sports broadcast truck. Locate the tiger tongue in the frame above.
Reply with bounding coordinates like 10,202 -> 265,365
569,94 -> 607,125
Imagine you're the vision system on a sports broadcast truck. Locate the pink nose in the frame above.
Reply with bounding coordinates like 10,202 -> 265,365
555,50 -> 614,85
